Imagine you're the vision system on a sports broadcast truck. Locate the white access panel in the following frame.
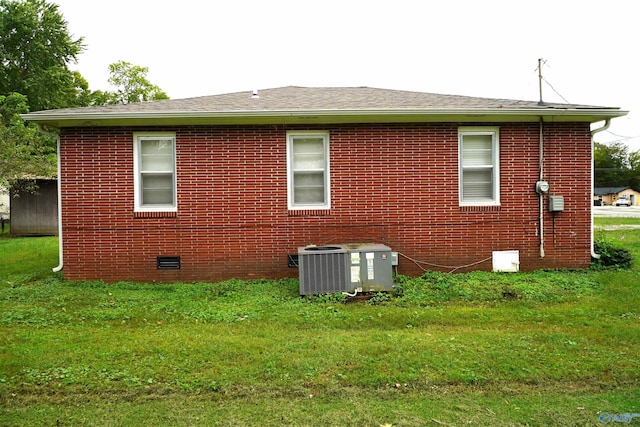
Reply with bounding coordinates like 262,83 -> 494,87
344,243 -> 393,292
492,250 -> 520,272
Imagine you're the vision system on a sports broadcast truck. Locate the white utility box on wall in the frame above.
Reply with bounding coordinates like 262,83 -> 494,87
548,196 -> 565,212
492,250 -> 520,272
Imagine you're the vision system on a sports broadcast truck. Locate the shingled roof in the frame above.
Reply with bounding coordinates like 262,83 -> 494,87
22,86 -> 627,128
594,186 -> 635,196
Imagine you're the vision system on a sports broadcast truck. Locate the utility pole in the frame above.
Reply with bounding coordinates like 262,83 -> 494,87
538,58 -> 544,105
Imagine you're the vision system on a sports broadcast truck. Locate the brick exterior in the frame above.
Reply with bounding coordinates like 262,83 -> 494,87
59,122 -> 593,282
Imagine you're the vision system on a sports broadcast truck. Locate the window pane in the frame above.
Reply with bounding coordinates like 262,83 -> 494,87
462,134 -> 493,166
293,138 -> 325,169
462,169 -> 493,200
141,174 -> 174,205
141,139 -> 174,171
294,188 -> 325,204
293,171 -> 325,204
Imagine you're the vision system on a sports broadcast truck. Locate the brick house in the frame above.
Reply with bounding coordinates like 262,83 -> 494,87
22,87 -> 626,282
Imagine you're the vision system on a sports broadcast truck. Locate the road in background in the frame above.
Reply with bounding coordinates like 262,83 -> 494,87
593,206 -> 640,218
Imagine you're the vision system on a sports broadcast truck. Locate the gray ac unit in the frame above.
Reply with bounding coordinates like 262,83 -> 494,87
298,243 -> 393,295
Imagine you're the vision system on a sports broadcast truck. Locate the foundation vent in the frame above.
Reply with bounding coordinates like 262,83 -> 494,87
157,256 -> 181,270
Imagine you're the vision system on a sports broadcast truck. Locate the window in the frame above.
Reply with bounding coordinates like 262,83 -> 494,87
459,127 -> 499,205
134,133 -> 177,212
287,131 -> 330,210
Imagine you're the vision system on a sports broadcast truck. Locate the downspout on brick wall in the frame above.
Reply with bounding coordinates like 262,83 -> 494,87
52,135 -> 62,272
36,124 -> 63,272
591,119 -> 611,259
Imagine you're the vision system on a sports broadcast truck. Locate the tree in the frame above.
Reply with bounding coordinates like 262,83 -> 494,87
627,150 -> 640,190
103,60 -> 169,105
0,0 -> 86,111
0,93 -> 56,191
594,141 -> 630,188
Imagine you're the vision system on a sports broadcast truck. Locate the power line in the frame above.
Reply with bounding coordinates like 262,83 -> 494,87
601,131 -> 640,144
542,77 -> 571,104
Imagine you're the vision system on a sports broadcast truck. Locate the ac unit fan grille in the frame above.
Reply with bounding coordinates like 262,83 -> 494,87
299,251 -> 348,295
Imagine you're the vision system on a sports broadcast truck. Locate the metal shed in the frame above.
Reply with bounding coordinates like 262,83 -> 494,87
10,179 -> 58,236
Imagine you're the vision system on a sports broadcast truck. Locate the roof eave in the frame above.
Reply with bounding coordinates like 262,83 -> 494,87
21,108 -> 628,128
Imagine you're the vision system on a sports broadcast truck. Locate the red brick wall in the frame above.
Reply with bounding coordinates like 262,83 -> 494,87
59,122 -> 593,282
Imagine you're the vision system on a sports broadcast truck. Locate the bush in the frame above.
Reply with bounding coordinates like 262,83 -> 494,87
593,237 -> 633,269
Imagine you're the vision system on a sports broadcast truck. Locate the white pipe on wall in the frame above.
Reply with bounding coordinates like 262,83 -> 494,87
36,124 -> 63,272
590,119 -> 611,259
539,118 -> 545,258
52,135 -> 63,272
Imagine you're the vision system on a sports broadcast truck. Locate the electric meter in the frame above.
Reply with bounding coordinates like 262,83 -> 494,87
535,180 -> 550,194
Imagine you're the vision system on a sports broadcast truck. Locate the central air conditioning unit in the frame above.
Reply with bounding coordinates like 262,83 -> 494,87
298,243 -> 393,295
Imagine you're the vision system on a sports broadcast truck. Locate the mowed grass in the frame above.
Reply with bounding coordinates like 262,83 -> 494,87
594,216 -> 640,226
0,226 -> 639,426
0,229 -> 59,283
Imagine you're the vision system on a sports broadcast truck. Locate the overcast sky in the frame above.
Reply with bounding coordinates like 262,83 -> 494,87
54,0 -> 638,150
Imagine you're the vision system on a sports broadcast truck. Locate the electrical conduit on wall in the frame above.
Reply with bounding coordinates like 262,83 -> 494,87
539,118 -> 545,258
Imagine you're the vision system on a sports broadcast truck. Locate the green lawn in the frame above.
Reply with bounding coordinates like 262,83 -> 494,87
0,227 -> 639,426
595,216 -> 640,226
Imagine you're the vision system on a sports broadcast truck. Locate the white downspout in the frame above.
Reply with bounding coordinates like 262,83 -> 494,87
590,119 -> 611,259
53,135 -> 63,272
37,124 -> 63,272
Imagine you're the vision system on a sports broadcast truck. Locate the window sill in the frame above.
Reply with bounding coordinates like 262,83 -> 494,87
459,205 -> 501,212
288,209 -> 331,217
134,211 -> 178,218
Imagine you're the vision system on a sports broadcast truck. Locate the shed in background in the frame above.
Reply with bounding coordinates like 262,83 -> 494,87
10,179 -> 58,236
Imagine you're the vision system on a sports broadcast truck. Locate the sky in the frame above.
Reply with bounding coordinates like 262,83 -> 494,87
53,0 -> 639,150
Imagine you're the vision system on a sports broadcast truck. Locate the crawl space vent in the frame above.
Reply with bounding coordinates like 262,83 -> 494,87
157,256 -> 181,270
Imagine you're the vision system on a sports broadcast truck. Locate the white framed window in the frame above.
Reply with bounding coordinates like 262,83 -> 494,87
459,127 -> 500,206
287,131 -> 330,210
133,132 -> 177,212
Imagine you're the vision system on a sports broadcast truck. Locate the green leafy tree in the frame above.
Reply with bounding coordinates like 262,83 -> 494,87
103,60 -> 169,104
0,0 -> 86,111
594,141 -> 630,188
0,93 -> 56,191
627,150 -> 640,190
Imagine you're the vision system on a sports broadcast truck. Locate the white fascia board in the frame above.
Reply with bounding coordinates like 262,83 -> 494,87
22,108 -> 628,127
